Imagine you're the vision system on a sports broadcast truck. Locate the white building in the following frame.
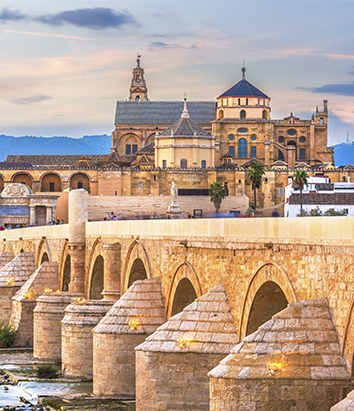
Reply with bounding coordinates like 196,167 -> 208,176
284,174 -> 354,217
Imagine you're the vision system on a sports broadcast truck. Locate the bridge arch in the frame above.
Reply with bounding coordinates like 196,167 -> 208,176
166,261 -> 202,319
59,241 -> 70,292
239,260 -> 297,339
122,239 -> 152,294
36,238 -> 52,268
87,239 -> 105,300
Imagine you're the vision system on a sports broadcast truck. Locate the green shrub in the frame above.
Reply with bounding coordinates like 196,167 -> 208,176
323,208 -> 346,216
310,206 -> 323,216
35,364 -> 59,379
0,321 -> 17,348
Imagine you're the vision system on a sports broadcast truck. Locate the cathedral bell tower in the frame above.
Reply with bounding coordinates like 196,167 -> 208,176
129,53 -> 149,102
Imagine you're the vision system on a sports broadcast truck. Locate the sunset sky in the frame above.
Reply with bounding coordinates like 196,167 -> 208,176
1,0 -> 354,145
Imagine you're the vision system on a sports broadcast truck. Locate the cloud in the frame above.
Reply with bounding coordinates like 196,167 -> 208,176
14,95 -> 51,105
0,29 -> 96,41
36,7 -> 138,30
0,8 -> 27,22
149,41 -> 198,50
297,82 -> 354,97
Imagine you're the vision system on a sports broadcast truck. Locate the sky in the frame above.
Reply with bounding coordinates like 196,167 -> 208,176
1,0 -> 354,146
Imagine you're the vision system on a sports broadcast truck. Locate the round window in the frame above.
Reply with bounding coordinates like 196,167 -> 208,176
278,137 -> 285,143
299,136 -> 306,143
287,129 -> 296,136
238,128 -> 248,133
229,135 -> 234,141
251,135 -> 257,141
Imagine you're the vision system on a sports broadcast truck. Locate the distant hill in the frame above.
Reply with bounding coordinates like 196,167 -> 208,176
0,135 -> 111,162
0,134 -> 352,166
332,142 -> 354,167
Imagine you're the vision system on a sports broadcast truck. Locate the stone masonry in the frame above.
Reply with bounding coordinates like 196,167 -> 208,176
332,389 -> 354,410
61,300 -> 113,379
93,277 -> 166,398
0,252 -> 35,323
209,297 -> 353,411
135,284 -> 239,411
10,261 -> 58,346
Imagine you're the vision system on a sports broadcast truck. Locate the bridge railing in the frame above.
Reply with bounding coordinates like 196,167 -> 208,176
0,224 -> 69,241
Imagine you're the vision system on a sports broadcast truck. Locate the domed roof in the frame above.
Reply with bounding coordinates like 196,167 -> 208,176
218,68 -> 269,99
158,99 -> 212,139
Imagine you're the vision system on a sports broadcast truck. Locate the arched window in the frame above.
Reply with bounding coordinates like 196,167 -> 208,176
238,138 -> 248,158
262,110 -> 268,120
125,137 -> 138,155
218,110 -> 224,120
162,160 -> 167,169
201,160 -> 206,169
320,118 -> 324,125
180,159 -> 187,168
135,95 -> 141,102
240,110 -> 246,119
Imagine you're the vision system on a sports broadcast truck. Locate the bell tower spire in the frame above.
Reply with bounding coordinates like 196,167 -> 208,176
129,53 -> 149,102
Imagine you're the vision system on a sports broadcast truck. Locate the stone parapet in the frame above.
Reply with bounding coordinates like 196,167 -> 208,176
331,389 -> 354,410
61,300 -> 113,379
33,292 -> 81,360
93,277 -> 166,397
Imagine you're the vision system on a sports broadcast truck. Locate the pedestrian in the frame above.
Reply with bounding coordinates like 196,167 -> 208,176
271,209 -> 280,217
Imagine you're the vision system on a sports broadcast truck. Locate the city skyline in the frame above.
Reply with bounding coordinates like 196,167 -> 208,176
1,0 -> 354,146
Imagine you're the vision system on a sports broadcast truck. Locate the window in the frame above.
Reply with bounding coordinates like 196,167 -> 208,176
251,146 -> 257,158
126,142 -> 138,155
78,181 -> 83,189
180,159 -> 187,168
162,160 -> 167,169
240,110 -> 246,119
49,182 -> 54,192
279,187 -> 284,196
320,118 -> 324,125
238,138 -> 247,158
278,137 -> 285,143
238,98 -> 240,105
246,98 -> 248,106
138,182 -> 143,190
238,128 -> 247,133
344,209 -> 349,215
299,148 -> 305,160
278,150 -> 284,161
201,160 -> 206,169
251,135 -> 256,141
229,135 -> 234,141
287,129 -> 296,136
229,146 -> 235,157
299,136 -> 306,143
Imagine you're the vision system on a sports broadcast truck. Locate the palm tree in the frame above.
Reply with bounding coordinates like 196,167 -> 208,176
209,182 -> 226,214
292,170 -> 309,215
248,161 -> 265,213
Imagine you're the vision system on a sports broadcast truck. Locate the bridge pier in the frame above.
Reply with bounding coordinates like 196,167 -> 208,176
102,242 -> 121,301
61,300 -> 113,379
135,284 -> 239,411
93,277 -> 166,398
209,297 -> 353,411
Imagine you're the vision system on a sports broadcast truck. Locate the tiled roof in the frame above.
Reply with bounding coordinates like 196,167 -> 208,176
218,78 -> 269,99
290,192 -> 354,205
5,154 -> 108,166
136,284 -> 238,354
209,297 -> 350,381
0,162 -> 34,168
0,252 -> 35,287
158,117 -> 212,138
115,101 -> 216,125
135,141 -> 155,155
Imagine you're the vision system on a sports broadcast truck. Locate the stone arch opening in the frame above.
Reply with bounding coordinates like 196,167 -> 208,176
171,278 -> 197,317
246,281 -> 288,335
89,255 -> 104,300
218,110 -> 224,120
40,252 -> 49,265
287,140 -> 297,148
41,173 -> 62,192
70,173 -> 90,192
62,254 -> 71,291
146,133 -> 155,145
128,258 -> 147,287
12,172 -> 33,189
262,110 -> 268,120
239,261 -> 297,339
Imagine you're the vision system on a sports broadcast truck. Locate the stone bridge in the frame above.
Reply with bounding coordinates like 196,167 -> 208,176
0,189 -> 354,410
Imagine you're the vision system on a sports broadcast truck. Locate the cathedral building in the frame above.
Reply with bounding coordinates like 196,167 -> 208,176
0,55 -> 341,215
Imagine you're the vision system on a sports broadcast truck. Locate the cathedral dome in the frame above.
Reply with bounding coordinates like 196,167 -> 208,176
218,77 -> 269,99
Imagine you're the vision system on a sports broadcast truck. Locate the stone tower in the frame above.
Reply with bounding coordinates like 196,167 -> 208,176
129,53 -> 148,102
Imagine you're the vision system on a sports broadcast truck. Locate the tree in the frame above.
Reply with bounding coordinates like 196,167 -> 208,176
248,161 -> 265,213
292,169 -> 309,215
209,182 -> 226,213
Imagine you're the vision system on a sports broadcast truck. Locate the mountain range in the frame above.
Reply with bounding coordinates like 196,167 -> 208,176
0,134 -> 352,166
